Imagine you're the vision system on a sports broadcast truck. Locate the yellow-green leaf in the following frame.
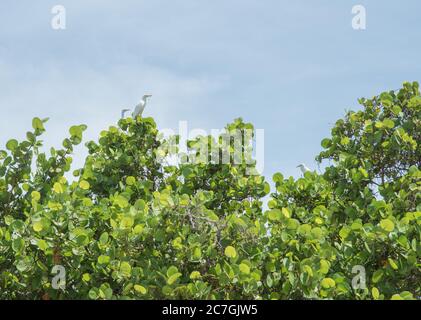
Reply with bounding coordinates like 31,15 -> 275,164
37,239 -> 48,251
134,285 -> 147,294
32,117 -> 44,130
388,258 -> 398,270
31,191 -> 41,202
120,262 -> 132,277
53,182 -> 64,194
380,219 -> 395,232
224,246 -> 237,258
126,176 -> 136,186
167,272 -> 182,285
282,207 -> 291,218
32,221 -> 43,232
98,255 -> 110,265
372,287 -> 380,300
239,263 -> 250,274
79,180 -> 90,190
321,278 -> 336,289
120,217 -> 134,229
268,209 -> 282,221
190,271 -> 201,280
115,195 -> 129,208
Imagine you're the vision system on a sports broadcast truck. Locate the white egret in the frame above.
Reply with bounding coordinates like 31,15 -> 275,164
297,163 -> 311,174
132,94 -> 152,118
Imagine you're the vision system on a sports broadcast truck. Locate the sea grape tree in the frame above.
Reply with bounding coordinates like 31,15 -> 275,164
0,82 -> 419,300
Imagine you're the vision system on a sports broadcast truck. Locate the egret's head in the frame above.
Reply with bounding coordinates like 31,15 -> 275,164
121,109 -> 131,119
143,94 -> 152,100
297,164 -> 305,169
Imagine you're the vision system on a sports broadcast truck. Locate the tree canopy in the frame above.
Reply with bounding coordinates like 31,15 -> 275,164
0,82 -> 419,300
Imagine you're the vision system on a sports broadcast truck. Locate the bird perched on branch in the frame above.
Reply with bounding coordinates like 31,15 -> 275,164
133,94 -> 152,118
120,94 -> 153,119
297,163 -> 311,175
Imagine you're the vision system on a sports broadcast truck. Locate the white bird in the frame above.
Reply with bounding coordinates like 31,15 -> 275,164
121,109 -> 131,119
297,163 -> 311,174
132,94 -> 152,119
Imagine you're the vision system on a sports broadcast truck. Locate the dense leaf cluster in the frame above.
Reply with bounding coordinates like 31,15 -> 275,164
0,83 -> 419,300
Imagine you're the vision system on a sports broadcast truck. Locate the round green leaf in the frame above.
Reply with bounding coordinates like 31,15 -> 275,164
32,117 -> 44,131
98,255 -> 110,265
239,263 -> 250,274
321,278 -> 336,289
6,139 -> 18,151
225,246 -> 237,258
380,219 -> 395,232
268,209 -> 282,221
190,271 -> 201,280
120,262 -> 132,277
79,180 -> 90,190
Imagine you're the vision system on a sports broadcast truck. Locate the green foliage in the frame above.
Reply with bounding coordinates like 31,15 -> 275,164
0,82 -> 419,300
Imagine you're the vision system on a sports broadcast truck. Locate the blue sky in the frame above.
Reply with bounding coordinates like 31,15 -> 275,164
0,0 -> 420,180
